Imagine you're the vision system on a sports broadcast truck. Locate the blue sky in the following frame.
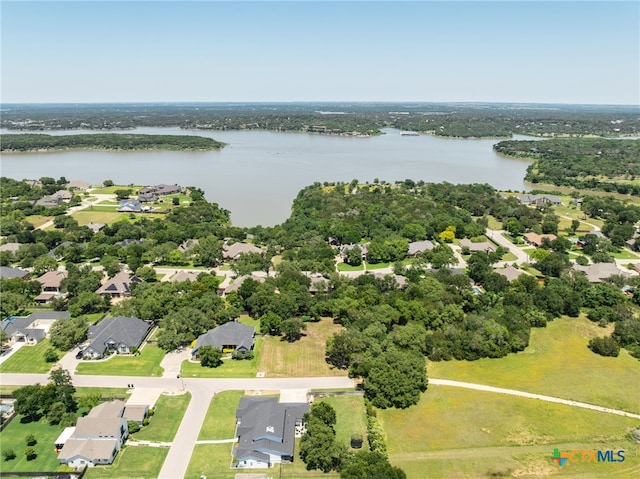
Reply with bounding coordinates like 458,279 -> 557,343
1,1 -> 638,104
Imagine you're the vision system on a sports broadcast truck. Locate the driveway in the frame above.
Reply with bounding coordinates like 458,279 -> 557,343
0,341 -> 25,366
487,228 -> 530,264
159,348 -> 192,378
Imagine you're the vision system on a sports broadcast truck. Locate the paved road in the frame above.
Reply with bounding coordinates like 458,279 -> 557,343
487,228 -> 530,264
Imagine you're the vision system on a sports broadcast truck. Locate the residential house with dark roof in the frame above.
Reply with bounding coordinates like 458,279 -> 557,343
192,321 -> 255,358
0,266 -> 29,279
517,194 -> 562,206
178,239 -> 199,254
118,199 -> 144,213
234,397 -> 308,469
83,316 -> 152,359
67,180 -> 92,190
95,271 -> 142,299
139,184 -> 182,196
222,274 -> 266,295
1,311 -> 69,344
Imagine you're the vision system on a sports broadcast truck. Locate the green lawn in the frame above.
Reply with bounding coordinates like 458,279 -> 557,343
75,344 -> 165,377
198,390 -> 245,440
84,445 -> 168,479
0,416 -> 67,472
181,339 -> 262,378
0,339 -> 63,374
71,210 -> 130,225
132,392 -> 191,442
337,262 -> 365,271
611,249 -> 640,260
319,395 -> 368,450
429,315 -> 640,414
366,261 -> 391,270
186,444 -> 236,479
380,385 -> 640,479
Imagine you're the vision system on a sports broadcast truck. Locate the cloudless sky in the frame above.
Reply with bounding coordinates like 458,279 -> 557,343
1,1 -> 638,104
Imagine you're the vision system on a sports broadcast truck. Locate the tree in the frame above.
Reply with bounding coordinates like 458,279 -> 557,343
259,311 -> 282,336
300,416 -> 345,473
68,292 -> 107,316
199,345 -> 223,368
344,247 -> 363,266
49,368 -> 77,413
49,316 -> 88,351
281,317 -> 307,342
361,348 -> 428,409
340,451 -> 407,479
103,179 -> 114,187
326,329 -> 366,370
128,420 -> 141,433
43,347 -> 59,363
135,265 -> 157,282
47,401 -> 67,425
12,385 -> 46,421
32,254 -> 58,276
310,401 -> 336,429
25,434 -> 37,446
588,336 -> 620,357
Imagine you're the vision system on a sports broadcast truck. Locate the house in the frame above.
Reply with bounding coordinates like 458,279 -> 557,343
304,272 -> 330,294
52,190 -> 73,202
48,241 -> 85,259
1,311 -> 69,344
494,265 -> 527,282
407,240 -> 435,256
370,272 -> 408,289
0,266 -> 29,279
118,199 -> 144,213
168,270 -> 201,283
522,233 -> 557,248
95,271 -> 142,298
123,404 -> 149,425
83,316 -> 152,359
517,194 -> 562,206
192,321 -> 255,358
58,400 -> 129,469
458,238 -> 497,254
35,196 -> 62,208
86,223 -> 105,233
138,184 -> 182,196
223,242 -> 266,260
177,239 -> 199,254
571,263 -> 631,284
222,274 -> 266,295
137,193 -> 158,203
35,270 -> 67,292
67,180 -> 92,190
338,243 -> 368,260
0,242 -> 22,253
234,397 -> 309,468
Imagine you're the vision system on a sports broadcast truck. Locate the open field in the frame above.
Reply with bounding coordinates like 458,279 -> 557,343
429,316 -> 640,414
0,339 -> 63,374
71,209 -> 130,225
180,338 -> 263,378
23,214 -> 53,228
198,390 -> 245,440
381,385 -> 640,479
132,392 -> 191,442
84,445 -> 168,479
75,344 -> 165,377
0,415 -> 67,472
318,394 -> 368,450
258,318 -> 347,377
89,185 -> 144,194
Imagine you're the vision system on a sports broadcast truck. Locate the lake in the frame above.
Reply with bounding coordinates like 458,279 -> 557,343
0,127 -> 534,227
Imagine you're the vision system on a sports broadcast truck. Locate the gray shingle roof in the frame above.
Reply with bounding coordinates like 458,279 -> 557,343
0,266 -> 29,279
193,321 -> 255,356
235,397 -> 308,464
85,316 -> 152,357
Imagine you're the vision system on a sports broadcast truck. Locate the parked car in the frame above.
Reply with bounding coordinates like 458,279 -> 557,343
76,350 -> 84,359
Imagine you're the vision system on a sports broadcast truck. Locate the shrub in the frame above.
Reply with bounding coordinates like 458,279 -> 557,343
24,447 -> 36,461
25,434 -> 37,446
43,347 -> 59,363
588,336 -> 620,357
142,418 -> 150,426
2,448 -> 16,461
127,420 -> 140,433
148,407 -> 155,417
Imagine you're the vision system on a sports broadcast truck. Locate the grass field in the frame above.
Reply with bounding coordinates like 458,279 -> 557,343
84,445 -> 168,479
71,209 -> 130,225
258,318 -> 347,377
186,444 -> 236,479
198,390 -> 245,440
337,262 -> 365,271
0,415 -> 67,472
132,392 -> 191,442
0,339 -> 63,374
380,385 -> 640,479
318,394 -> 368,450
429,315 -> 640,414
24,214 -> 53,228
180,338 -> 263,378
75,344 -> 165,377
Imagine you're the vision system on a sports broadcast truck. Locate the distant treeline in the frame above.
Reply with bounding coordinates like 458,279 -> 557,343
0,133 -> 226,152
1,103 -> 638,138
495,138 -> 640,194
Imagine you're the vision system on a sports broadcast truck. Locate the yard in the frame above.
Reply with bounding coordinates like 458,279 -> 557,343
258,318 -> 347,377
84,445 -> 168,479
0,339 -> 64,374
71,209 -> 130,225
180,338 -> 263,378
317,394 -> 368,451
75,344 -> 165,377
429,315 -> 640,414
198,390 -> 245,440
379,385 -> 640,479
0,415 -> 68,473
132,392 -> 191,442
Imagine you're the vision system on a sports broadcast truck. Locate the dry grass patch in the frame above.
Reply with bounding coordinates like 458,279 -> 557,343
258,318 -> 346,377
